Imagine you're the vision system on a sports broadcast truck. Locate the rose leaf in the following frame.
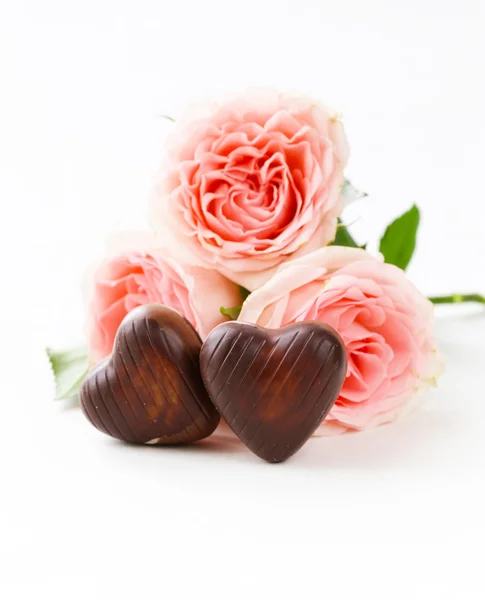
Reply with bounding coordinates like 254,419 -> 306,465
379,204 -> 420,270
342,178 -> 368,207
46,345 -> 89,401
332,220 -> 360,248
238,286 -> 251,301
220,305 -> 242,320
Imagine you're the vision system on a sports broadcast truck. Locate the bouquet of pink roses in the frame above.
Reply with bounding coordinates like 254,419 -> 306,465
48,89 -> 483,460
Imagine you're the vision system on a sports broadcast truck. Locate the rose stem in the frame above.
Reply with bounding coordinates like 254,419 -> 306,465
429,294 -> 485,305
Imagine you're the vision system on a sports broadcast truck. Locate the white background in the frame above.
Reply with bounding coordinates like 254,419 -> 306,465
0,1 -> 484,598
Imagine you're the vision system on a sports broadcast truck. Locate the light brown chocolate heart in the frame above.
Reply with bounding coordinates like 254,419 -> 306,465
80,304 -> 220,444
200,321 -> 347,462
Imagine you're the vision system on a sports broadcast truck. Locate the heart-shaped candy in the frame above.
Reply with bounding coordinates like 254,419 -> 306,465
200,321 -> 347,462
80,304 -> 220,444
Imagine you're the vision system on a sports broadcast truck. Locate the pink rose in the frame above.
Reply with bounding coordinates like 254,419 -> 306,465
85,232 -> 242,365
150,89 -> 349,290
238,247 -> 443,433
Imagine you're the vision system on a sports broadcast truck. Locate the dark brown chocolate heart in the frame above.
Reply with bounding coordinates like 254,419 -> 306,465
200,321 -> 347,462
80,304 -> 220,444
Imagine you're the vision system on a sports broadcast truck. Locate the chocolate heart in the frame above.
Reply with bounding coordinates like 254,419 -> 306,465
200,321 -> 347,462
80,304 -> 220,444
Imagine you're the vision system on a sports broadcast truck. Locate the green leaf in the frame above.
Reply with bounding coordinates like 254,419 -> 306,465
46,345 -> 89,400
332,179 -> 368,248
332,222 -> 359,248
341,178 -> 368,206
379,205 -> 420,270
220,286 -> 251,321
238,285 -> 250,301
220,305 -> 242,320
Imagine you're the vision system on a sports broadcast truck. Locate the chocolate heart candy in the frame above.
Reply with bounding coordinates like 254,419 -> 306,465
80,305 -> 220,444
200,321 -> 347,462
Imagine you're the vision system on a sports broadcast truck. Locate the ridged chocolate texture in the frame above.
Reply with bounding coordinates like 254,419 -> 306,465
80,304 -> 220,444
200,321 -> 347,462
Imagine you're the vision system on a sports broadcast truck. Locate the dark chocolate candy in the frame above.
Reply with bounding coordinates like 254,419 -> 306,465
80,304 -> 220,444
200,321 -> 347,462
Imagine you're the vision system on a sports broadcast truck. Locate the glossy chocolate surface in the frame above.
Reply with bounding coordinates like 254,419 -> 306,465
80,305 -> 220,444
200,321 -> 347,462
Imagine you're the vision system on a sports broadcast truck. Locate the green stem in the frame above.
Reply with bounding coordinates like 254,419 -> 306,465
429,294 -> 485,305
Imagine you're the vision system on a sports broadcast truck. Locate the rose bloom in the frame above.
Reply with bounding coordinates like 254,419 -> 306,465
238,247 -> 443,433
85,233 -> 241,364
150,89 -> 349,290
